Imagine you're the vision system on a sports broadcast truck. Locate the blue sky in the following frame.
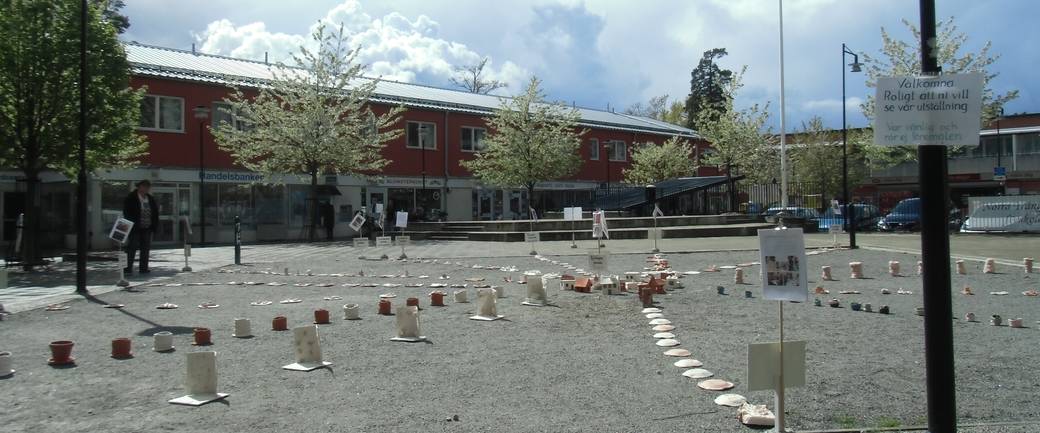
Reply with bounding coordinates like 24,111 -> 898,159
121,0 -> 1038,132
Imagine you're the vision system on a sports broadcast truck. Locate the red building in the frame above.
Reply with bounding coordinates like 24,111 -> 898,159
0,42 -> 707,248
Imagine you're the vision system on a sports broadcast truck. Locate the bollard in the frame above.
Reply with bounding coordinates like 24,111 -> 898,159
234,216 -> 242,265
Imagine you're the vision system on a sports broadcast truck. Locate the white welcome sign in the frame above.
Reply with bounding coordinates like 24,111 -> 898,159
874,73 -> 982,147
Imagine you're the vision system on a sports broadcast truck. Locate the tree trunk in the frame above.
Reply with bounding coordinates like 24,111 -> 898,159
725,163 -> 737,213
527,184 -> 536,220
308,172 -> 318,242
22,172 -> 40,271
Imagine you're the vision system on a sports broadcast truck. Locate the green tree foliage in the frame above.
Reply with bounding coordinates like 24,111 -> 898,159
624,95 -> 688,127
789,116 -> 868,201
94,0 -> 128,34
694,70 -> 779,185
450,57 -> 507,94
623,136 -> 697,185
213,24 -> 405,241
860,17 -> 1018,166
461,77 -> 585,218
0,0 -> 146,267
685,48 -> 734,131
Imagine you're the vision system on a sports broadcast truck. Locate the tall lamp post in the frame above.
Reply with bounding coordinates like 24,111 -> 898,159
842,44 -> 863,249
193,106 -> 210,245
603,141 -> 612,209
75,0 -> 88,294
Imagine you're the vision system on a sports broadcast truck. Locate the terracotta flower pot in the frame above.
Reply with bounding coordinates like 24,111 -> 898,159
193,328 -> 212,346
639,288 -> 654,307
430,292 -> 445,307
111,337 -> 133,359
272,316 -> 288,331
314,309 -> 330,325
48,340 -> 75,365
378,299 -> 392,315
406,297 -> 420,308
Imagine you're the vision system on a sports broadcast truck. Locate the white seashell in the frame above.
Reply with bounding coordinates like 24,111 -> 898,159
641,308 -> 662,313
656,339 -> 680,347
652,324 -> 675,332
653,332 -> 675,339
682,368 -> 714,379
664,348 -> 691,357
714,394 -> 747,407
673,359 -> 702,368
645,313 -> 664,319
649,318 -> 672,325
697,379 -> 735,391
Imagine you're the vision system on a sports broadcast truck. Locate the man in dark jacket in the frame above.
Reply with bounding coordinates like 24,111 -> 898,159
122,180 -> 160,274
320,201 -> 335,241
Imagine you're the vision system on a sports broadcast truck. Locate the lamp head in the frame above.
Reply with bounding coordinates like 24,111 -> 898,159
849,59 -> 863,73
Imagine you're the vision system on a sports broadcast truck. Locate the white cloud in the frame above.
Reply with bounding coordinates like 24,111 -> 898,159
192,0 -> 527,92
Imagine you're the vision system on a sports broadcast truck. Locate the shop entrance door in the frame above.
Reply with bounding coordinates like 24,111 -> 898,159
150,188 -> 183,245
366,188 -> 386,226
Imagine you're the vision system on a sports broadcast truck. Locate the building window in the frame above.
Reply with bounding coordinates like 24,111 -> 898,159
976,135 -> 1012,158
1016,133 -> 1040,155
139,95 -> 184,132
461,127 -> 487,152
607,140 -> 627,161
212,102 -> 250,131
589,138 -> 600,160
407,121 -> 436,149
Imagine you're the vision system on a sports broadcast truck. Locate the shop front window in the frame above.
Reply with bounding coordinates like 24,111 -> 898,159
218,184 -> 253,228
100,181 -> 131,226
254,185 -> 285,225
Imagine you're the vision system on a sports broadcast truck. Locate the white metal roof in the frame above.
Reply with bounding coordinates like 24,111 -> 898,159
124,42 -> 699,138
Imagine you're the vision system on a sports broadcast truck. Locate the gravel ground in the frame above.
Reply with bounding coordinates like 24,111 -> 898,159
1,247 -> 1039,432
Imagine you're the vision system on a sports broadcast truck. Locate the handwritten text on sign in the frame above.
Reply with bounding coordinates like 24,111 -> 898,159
874,73 -> 982,147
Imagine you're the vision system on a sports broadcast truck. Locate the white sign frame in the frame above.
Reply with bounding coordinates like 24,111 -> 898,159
873,73 -> 983,147
395,211 -> 408,228
747,341 -> 807,391
395,235 -> 411,246
348,213 -> 366,231
352,238 -> 369,248
588,250 -> 609,273
524,232 -> 540,243
375,236 -> 393,247
109,218 -> 134,244
758,228 -> 809,302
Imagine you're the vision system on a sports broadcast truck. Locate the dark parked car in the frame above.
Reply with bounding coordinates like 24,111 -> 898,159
817,203 -> 881,232
877,198 -> 961,231
762,206 -> 820,226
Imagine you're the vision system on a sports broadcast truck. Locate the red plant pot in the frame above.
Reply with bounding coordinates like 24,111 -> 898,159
272,316 -> 288,331
111,338 -> 133,359
193,328 -> 212,346
639,288 -> 654,307
378,299 -> 392,315
430,292 -> 445,307
48,340 -> 75,365
314,309 -> 330,324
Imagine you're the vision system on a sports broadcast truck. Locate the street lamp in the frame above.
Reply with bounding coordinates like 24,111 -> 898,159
604,141 -> 612,208
842,43 -> 863,249
193,105 -> 210,245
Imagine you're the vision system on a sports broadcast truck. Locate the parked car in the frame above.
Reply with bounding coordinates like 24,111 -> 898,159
817,204 -> 881,232
762,206 -> 820,226
877,198 -> 962,231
